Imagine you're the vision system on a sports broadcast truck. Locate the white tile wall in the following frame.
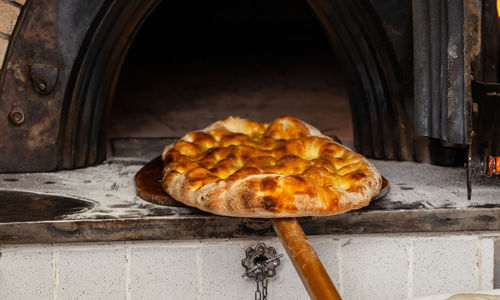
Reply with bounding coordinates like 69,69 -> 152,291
341,237 -> 409,300
200,239 -> 257,300
495,239 -> 500,289
198,238 -> 306,300
57,245 -> 127,300
129,243 -> 199,299
0,246 -> 53,300
479,238 -> 495,290
309,236 -> 340,287
0,233 -> 497,300
412,237 -> 478,297
269,238 -> 311,300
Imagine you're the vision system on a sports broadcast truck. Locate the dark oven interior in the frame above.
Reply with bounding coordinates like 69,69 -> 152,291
109,0 -> 352,142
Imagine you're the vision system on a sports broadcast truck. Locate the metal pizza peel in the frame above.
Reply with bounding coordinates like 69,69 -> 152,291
135,156 -> 389,300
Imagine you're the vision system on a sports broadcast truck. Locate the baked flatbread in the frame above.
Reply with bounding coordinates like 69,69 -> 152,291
161,116 -> 382,218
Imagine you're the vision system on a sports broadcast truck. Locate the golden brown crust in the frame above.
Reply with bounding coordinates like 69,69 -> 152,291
161,116 -> 382,218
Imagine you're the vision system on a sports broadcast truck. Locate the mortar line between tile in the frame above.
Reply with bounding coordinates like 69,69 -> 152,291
196,246 -> 203,300
126,245 -> 131,300
52,248 -> 59,300
337,239 -> 343,295
407,240 -> 414,298
477,238 -> 482,290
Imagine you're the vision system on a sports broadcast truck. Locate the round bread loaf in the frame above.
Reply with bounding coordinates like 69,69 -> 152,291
161,116 -> 382,218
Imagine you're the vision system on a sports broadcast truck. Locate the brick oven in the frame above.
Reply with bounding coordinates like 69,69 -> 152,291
0,0 -> 499,299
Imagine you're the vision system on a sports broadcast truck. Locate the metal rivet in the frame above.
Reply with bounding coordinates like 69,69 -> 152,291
38,81 -> 47,91
9,110 -> 25,125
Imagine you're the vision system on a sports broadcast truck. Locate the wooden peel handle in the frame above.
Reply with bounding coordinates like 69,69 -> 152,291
272,218 -> 342,300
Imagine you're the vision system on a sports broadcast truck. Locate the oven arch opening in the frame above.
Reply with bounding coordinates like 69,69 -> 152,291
59,0 -> 412,169
109,0 -> 352,146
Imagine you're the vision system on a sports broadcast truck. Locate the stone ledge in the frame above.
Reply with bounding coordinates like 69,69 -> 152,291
0,152 -> 499,244
0,207 -> 499,245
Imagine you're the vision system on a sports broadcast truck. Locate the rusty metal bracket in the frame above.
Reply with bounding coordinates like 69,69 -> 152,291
0,0 -> 107,172
29,64 -> 59,95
